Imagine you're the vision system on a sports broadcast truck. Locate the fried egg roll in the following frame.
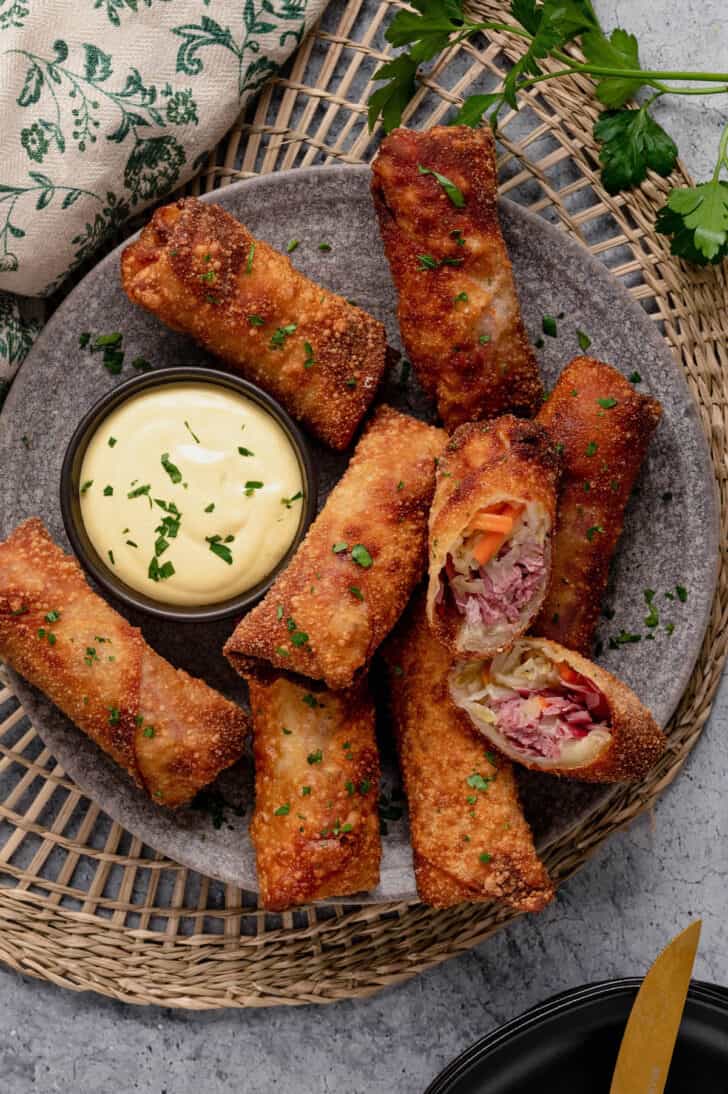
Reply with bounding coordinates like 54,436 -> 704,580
247,672 -> 380,910
383,598 -> 553,910
371,125 -> 543,430
0,519 -> 248,807
450,637 -> 665,783
224,405 -> 446,690
121,196 -> 387,450
427,416 -> 559,658
534,356 -> 662,653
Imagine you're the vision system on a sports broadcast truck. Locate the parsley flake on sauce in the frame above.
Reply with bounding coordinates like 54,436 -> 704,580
244,480 -> 263,496
103,485 -> 113,496
161,453 -> 182,484
206,536 -> 233,565
281,491 -> 303,509
238,446 -> 255,457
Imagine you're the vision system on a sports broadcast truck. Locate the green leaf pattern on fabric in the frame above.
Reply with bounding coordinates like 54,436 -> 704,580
0,0 -> 319,388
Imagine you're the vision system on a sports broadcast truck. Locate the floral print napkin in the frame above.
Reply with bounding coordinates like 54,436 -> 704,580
0,0 -> 325,406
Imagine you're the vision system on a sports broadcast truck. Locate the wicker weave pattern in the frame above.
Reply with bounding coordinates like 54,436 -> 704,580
0,0 -> 726,1007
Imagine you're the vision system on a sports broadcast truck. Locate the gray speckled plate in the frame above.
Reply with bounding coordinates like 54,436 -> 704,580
0,165 -> 719,903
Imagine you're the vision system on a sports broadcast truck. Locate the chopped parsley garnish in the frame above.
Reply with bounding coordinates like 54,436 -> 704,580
303,694 -> 321,709
585,441 -> 598,457
93,332 -> 122,349
79,332 -> 91,348
206,536 -> 233,565
345,377 -> 358,389
453,291 -> 468,304
275,645 -> 290,657
143,726 -> 155,738
597,397 -> 618,409
301,785 -> 311,796
450,229 -> 466,245
282,727 -> 292,735
307,749 -> 323,764
80,480 -> 93,494
126,540 -> 138,548
108,437 -> 117,448
148,557 -> 175,581
542,314 -> 558,337
629,371 -> 642,384
467,772 -> 492,792
332,541 -> 348,554
610,479 -> 621,492
11,605 -> 29,616
46,610 -> 61,623
244,480 -> 263,496
417,253 -> 439,270
397,480 -> 404,491
665,622 -> 675,636
359,779 -> 371,795
103,485 -> 113,496
345,779 -> 355,796
248,314 -> 264,327
245,242 -> 255,274
238,446 -> 255,457
127,483 -> 151,499
281,491 -> 303,509
478,333 -> 491,345
417,164 -> 465,207
351,544 -> 373,569
676,585 -> 688,602
204,503 -> 215,513
609,629 -> 641,649
286,239 -> 300,253
534,336 -> 545,349
108,706 -> 120,725
479,852 -> 492,865
107,550 -> 115,566
270,323 -> 297,349
273,803 -> 291,816
318,242 -> 331,252
276,605 -> 284,620
161,452 -> 182,485
131,356 -> 152,372
644,588 -> 659,628
184,420 -> 200,444
577,329 -> 591,350
586,524 -> 604,542
349,585 -> 364,601
303,342 -> 315,369
199,269 -> 216,283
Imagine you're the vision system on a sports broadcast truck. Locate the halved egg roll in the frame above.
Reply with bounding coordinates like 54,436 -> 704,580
383,598 -> 554,910
0,519 -> 248,807
427,416 -> 559,658
449,637 -> 665,783
371,125 -> 543,429
224,405 -> 446,690
534,356 -> 662,653
247,672 -> 380,910
121,196 -> 387,450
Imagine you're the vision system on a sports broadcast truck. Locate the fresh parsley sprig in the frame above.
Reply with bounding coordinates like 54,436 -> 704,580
368,0 -> 728,265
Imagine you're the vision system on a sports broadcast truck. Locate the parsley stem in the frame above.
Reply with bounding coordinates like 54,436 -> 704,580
713,122 -> 728,181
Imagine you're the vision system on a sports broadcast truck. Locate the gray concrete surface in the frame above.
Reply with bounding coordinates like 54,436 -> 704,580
1,1 -> 727,1091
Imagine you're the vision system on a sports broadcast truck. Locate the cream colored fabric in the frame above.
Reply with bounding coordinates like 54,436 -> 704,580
0,0 -> 324,394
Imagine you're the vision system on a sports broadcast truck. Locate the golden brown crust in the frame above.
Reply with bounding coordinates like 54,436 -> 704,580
247,673 -> 380,911
382,597 -> 554,911
224,405 -> 446,689
452,637 -> 666,783
0,519 -> 248,807
121,197 -> 387,450
534,356 -> 662,653
371,125 -> 543,429
427,416 -> 560,655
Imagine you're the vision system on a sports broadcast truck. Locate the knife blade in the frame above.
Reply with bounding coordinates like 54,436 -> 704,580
609,920 -> 701,1094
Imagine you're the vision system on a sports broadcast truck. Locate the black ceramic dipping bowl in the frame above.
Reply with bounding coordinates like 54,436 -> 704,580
60,366 -> 317,623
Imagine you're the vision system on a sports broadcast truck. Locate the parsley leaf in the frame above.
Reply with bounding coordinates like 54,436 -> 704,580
367,55 -> 418,133
656,180 -> 728,263
417,164 -> 465,207
453,92 -> 503,128
594,107 -> 678,195
581,27 -> 643,107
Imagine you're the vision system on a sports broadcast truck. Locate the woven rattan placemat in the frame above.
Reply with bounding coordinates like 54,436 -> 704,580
0,0 -> 726,1007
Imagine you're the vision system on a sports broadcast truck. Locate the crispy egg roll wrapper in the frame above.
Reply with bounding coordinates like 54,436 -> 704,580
224,405 -> 446,689
121,196 -> 387,450
450,637 -> 665,783
382,598 -> 553,911
534,356 -> 662,653
427,416 -> 559,658
0,520 -> 248,808
371,125 -> 543,430
247,673 -> 380,910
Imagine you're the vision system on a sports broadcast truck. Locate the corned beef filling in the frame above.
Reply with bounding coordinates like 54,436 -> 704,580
486,674 -> 609,759
437,539 -> 546,628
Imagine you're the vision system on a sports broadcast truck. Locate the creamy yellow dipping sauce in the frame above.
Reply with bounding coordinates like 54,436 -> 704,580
79,382 -> 305,606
